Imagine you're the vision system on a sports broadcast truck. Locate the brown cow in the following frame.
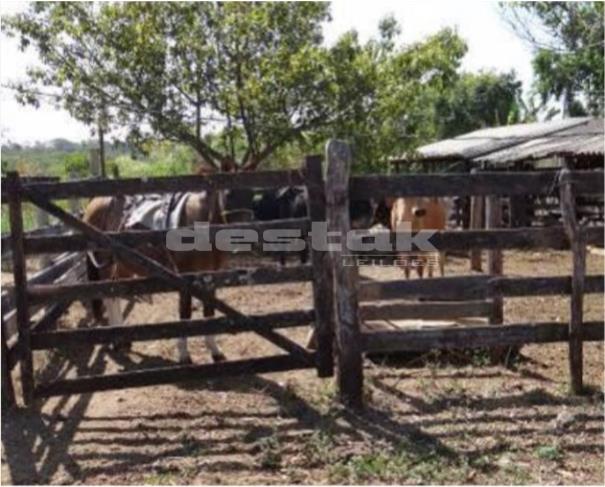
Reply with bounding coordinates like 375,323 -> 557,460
390,197 -> 447,278
83,166 -> 254,363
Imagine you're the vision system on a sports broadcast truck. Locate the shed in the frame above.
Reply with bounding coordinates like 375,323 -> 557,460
392,118 -> 604,229
391,117 -> 604,172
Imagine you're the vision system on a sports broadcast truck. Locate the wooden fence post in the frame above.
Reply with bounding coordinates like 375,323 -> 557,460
469,169 -> 484,272
486,195 -> 504,324
6,172 -> 35,405
304,155 -> 335,377
559,169 -> 586,394
325,140 -> 363,408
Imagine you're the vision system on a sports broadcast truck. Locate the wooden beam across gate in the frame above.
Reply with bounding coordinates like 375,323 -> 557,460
22,189 -> 314,366
35,354 -> 313,398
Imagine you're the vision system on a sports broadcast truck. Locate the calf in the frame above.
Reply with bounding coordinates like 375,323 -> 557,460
390,197 -> 447,278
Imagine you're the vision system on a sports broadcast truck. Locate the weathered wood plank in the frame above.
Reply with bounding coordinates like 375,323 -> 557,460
6,172 -> 34,405
3,169 -> 305,202
29,265 -> 313,305
23,191 -> 311,360
486,195 -> 503,324
559,168 -> 586,394
24,218 -> 310,255
469,169 -> 484,271
2,253 -> 82,307
360,275 -> 491,302
304,154 -> 334,378
359,274 -> 604,302
362,321 -> 604,353
326,140 -> 363,409
31,310 -> 315,350
360,300 -> 492,321
493,274 -> 603,296
349,171 -> 603,199
34,353 -> 314,398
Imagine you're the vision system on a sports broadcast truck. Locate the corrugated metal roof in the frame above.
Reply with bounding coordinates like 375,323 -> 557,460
416,117 -> 603,164
478,118 -> 603,163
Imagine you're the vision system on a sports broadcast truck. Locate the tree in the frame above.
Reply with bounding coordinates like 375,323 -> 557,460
434,71 -> 523,138
4,2 -> 350,171
500,2 -> 604,116
312,23 -> 468,172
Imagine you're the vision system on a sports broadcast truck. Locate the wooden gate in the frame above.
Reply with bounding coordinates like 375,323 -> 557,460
2,156 -> 334,406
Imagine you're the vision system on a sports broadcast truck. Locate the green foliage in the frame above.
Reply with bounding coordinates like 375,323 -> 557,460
64,152 -> 89,178
329,442 -> 463,484
313,25 -> 468,173
535,444 -> 563,462
501,2 -> 604,116
3,2 -> 335,170
435,71 -> 524,138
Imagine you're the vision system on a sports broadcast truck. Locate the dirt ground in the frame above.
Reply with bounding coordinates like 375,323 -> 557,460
1,249 -> 604,485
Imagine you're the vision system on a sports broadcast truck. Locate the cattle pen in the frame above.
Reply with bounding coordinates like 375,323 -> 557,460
1,139 -> 604,412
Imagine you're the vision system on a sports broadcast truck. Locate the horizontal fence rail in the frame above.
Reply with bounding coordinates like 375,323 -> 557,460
23,218 -> 311,255
349,171 -> 603,199
1,169 -> 307,202
359,274 -> 604,302
28,265 -> 314,305
35,353 -> 314,398
31,309 -> 315,350
362,321 -> 605,353
1,224 -> 66,255
360,300 -> 493,321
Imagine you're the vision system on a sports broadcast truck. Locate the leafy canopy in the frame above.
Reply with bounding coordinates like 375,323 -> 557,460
4,2 -> 339,170
500,2 -> 604,116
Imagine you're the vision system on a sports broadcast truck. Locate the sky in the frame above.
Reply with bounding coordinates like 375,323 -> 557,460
0,0 -> 535,145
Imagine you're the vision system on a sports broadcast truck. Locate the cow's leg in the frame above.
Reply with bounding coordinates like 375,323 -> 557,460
439,252 -> 446,276
416,256 -> 425,279
177,292 -> 192,364
203,290 -> 226,362
427,254 -> 434,278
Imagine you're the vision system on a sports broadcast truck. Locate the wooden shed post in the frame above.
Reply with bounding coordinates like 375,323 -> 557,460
325,140 -> 363,408
304,154 -> 335,377
559,169 -> 586,394
486,195 -> 504,324
469,169 -> 484,271
6,172 -> 35,405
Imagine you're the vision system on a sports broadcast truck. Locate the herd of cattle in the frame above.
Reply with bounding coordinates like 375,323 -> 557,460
82,183 -> 450,363
250,186 -> 449,277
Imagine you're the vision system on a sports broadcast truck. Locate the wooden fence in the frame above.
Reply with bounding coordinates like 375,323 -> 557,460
2,159 -> 334,407
325,140 -> 604,409
2,142 -> 604,411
